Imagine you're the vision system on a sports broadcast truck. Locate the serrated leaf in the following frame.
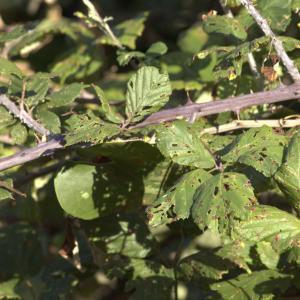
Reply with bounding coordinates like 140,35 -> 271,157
217,241 -> 253,273
99,12 -> 149,49
46,83 -> 86,107
210,270 -> 292,300
54,163 -> 143,220
222,126 -> 287,177
274,131 -> 300,211
0,107 -> 14,130
156,121 -> 215,169
203,15 -> 247,41
65,114 -> 119,146
147,169 -> 211,227
125,66 -> 172,123
0,57 -> 23,78
192,172 -> 257,234
146,41 -> 168,57
10,123 -> 28,145
232,205 -> 300,253
93,85 -> 124,124
256,241 -> 279,270
35,107 -> 61,134
177,249 -> 231,281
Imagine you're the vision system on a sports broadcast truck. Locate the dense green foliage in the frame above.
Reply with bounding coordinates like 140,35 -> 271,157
1,0 -> 300,299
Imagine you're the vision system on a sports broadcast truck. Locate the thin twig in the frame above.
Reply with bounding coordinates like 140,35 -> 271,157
201,118 -> 300,135
0,180 -> 26,197
240,0 -> 300,82
0,94 -> 50,136
1,83 -> 300,172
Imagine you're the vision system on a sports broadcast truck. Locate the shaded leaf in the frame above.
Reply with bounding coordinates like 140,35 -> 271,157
0,57 -> 23,78
210,270 -> 292,300
147,169 -> 211,227
146,42 -> 168,57
10,123 -> 28,145
203,15 -> 247,41
35,106 -> 61,134
47,83 -> 86,108
93,84 -> 124,123
256,241 -> 279,270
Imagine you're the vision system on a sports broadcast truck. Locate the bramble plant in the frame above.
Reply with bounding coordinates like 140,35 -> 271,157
1,0 -> 300,299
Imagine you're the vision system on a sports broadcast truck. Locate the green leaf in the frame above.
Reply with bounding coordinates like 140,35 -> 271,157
10,123 -> 28,145
65,114 -> 119,146
47,83 -> 86,107
0,57 -> 23,78
232,205 -> 300,253
256,0 -> 293,32
25,73 -> 51,107
192,172 -> 257,234
123,258 -> 175,300
177,23 -> 209,54
177,249 -> 231,282
203,15 -> 247,41
87,213 -> 155,258
116,50 -> 145,66
0,278 -> 21,299
0,25 -> 27,44
146,42 -> 168,57
210,270 -> 292,300
0,107 -> 14,130
0,179 -> 13,201
156,121 -> 215,169
35,106 -> 61,134
99,12 -> 149,49
274,131 -> 300,211
93,85 -> 124,124
147,169 -> 211,227
125,66 -> 172,123
217,241 -> 253,273
54,163 -> 143,220
256,241 -> 279,270
222,126 -> 287,177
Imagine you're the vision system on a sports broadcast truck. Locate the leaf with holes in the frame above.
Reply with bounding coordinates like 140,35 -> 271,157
221,126 -> 287,177
147,169 -> 211,227
156,120 -> 215,169
125,66 -> 172,123
192,172 -> 257,234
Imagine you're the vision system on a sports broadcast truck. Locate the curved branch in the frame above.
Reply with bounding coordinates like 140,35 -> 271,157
1,83 -> 300,172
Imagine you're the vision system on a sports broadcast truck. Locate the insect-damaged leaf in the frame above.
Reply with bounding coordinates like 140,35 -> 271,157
192,172 -> 257,234
157,120 -> 215,169
147,169 -> 211,227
